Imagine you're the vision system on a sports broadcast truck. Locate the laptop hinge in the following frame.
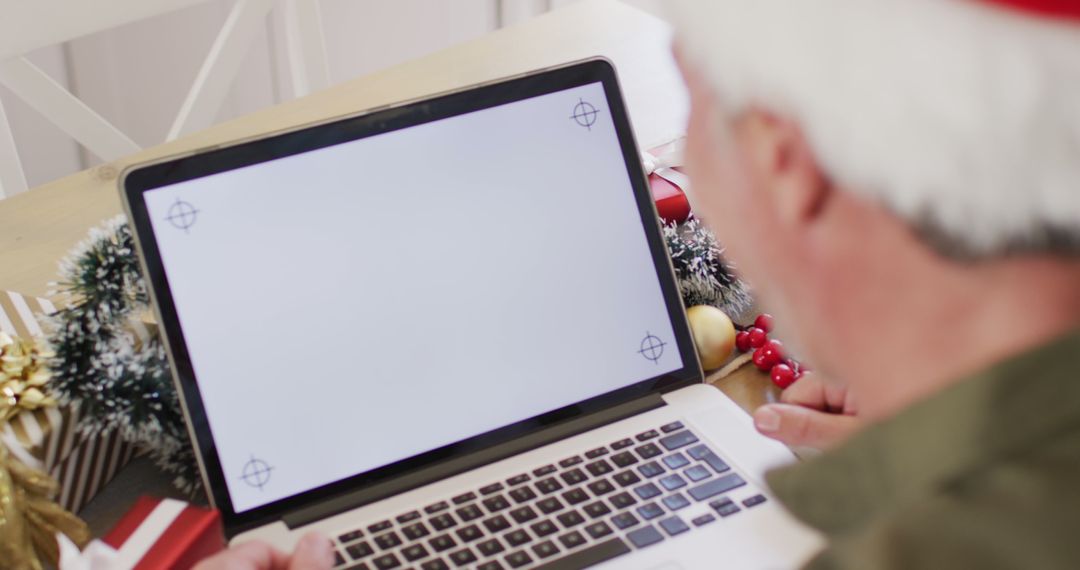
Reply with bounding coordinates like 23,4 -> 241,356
282,393 -> 666,530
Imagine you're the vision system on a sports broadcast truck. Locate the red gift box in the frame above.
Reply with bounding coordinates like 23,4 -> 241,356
649,170 -> 691,223
103,497 -> 225,569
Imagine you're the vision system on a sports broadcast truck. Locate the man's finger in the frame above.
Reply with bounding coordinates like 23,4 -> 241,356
288,532 -> 335,570
193,540 -> 285,570
753,403 -> 861,450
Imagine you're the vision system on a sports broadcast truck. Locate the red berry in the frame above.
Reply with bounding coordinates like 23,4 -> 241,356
747,327 -> 768,349
770,364 -> 796,389
754,313 -> 775,333
753,345 -> 782,371
735,331 -> 752,352
764,339 -> 784,359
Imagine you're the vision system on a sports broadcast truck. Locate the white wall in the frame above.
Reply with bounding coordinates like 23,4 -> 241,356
0,0 -> 663,193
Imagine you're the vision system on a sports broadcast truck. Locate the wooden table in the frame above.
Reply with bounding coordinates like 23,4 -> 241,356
1,0 -> 779,532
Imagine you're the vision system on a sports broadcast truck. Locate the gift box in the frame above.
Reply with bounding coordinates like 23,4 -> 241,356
645,140 -> 691,224
0,290 -> 139,513
101,496 -> 225,570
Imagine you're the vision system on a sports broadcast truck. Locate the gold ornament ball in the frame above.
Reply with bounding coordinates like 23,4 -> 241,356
686,305 -> 736,370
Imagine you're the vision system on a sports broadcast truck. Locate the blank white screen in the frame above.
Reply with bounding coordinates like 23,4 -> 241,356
145,82 -> 682,513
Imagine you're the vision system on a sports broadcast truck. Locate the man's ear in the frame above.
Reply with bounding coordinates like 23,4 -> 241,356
737,110 -> 829,225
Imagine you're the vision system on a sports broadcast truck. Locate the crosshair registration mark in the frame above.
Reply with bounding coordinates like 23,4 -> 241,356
241,456 -> 273,491
570,98 -> 601,131
166,198 -> 199,233
639,332 -> 666,364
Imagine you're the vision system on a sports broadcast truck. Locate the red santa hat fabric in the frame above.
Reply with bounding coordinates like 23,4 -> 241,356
668,0 -> 1080,257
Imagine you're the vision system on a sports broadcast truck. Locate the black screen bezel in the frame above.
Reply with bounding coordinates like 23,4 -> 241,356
122,59 -> 701,534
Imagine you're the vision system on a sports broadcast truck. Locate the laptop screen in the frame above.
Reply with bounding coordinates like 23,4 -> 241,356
128,63 -> 694,523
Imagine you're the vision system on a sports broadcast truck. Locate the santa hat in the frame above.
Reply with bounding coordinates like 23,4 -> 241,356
668,0 -> 1080,257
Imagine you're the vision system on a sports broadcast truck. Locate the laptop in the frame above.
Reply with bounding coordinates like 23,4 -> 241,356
120,59 -> 822,569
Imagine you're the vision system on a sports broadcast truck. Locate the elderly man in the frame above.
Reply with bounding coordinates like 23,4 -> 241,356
197,0 -> 1080,567
670,0 -> 1080,567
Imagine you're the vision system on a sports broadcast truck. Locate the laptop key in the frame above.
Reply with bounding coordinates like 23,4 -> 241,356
532,538 -> 631,569
587,478 -> 615,496
480,483 -> 504,495
687,444 -> 711,460
456,504 -> 483,522
420,559 -> 449,570
684,465 -> 711,482
558,530 -> 586,549
483,515 -> 511,534
633,482 -> 661,500
504,550 -> 533,568
560,468 -> 587,486
373,532 -> 401,551
508,487 -> 536,504
558,456 -> 583,468
659,516 -> 690,536
402,522 -> 430,541
535,477 -> 563,495
611,438 -> 634,450
506,473 -> 530,486
397,511 -> 421,524
509,506 -> 538,524
556,510 -> 585,528
424,501 -> 449,514
477,538 -> 505,556
636,430 -> 659,441
430,514 -> 457,531
610,451 -> 638,468
536,497 -> 564,514
333,550 -> 346,567
477,562 -> 504,570
611,512 -> 639,530
585,446 -> 609,459
482,495 -> 511,513
661,421 -> 684,433
562,488 -> 588,505
659,473 -> 687,491
658,430 -> 699,451
531,540 -> 560,559
613,470 -> 641,487
662,492 -> 690,511
743,494 -> 768,508
451,492 -> 476,505
710,498 -> 742,517
401,544 -> 429,562
626,525 -> 664,548
530,520 -> 558,537
448,547 -> 477,567
455,524 -> 483,543
585,521 -> 613,539
504,529 -> 532,547
429,534 -> 457,553
703,452 -> 732,474
688,473 -> 746,502
585,459 -> 613,477
638,461 -> 665,478
533,465 -> 556,477
583,500 -> 612,519
339,529 -> 364,544
692,514 -> 716,527
663,452 -> 690,470
372,553 -> 401,569
368,521 -> 392,534
637,502 -> 665,520
346,541 -> 374,560
609,491 -> 637,509
636,443 -> 663,459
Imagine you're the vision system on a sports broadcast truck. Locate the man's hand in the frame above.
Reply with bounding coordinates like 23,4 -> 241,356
193,532 -> 334,570
753,373 -> 862,450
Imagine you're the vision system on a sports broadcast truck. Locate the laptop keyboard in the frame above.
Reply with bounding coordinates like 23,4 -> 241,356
331,422 -> 766,569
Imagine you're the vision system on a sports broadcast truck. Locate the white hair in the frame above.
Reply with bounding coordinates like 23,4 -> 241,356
668,0 -> 1080,257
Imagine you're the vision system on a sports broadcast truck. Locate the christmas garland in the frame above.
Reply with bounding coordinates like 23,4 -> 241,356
43,216 -> 200,495
40,215 -> 747,497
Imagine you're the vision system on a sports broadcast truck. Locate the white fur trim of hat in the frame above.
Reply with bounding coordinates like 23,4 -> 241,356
667,0 -> 1080,256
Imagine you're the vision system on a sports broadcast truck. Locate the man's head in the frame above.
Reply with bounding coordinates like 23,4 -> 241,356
670,0 -> 1080,418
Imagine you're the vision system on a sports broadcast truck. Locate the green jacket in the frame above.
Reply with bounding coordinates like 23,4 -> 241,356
768,328 -> 1080,569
